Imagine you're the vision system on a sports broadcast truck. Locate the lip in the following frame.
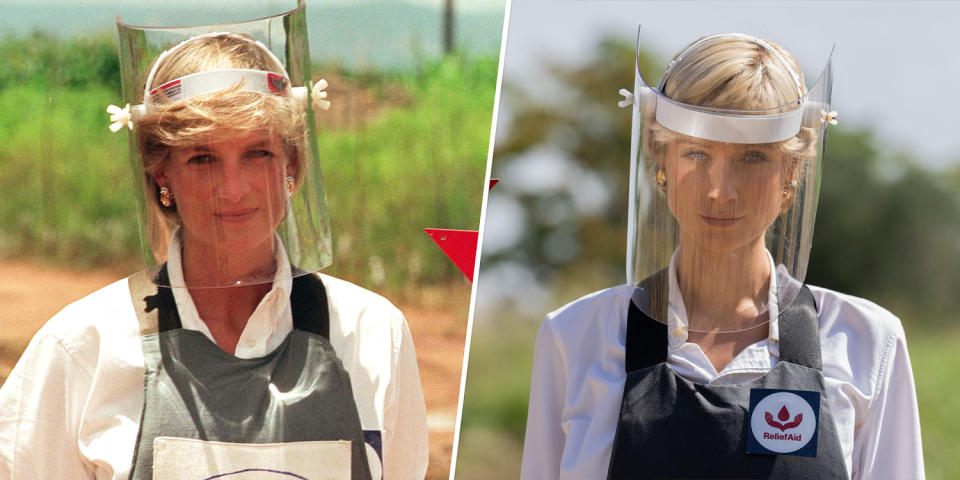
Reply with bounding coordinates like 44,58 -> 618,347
215,207 -> 259,223
700,215 -> 743,227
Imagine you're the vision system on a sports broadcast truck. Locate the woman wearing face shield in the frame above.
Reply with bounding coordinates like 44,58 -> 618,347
0,11 -> 427,480
520,33 -> 924,479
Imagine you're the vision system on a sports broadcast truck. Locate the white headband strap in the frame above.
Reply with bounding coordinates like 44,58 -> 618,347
655,94 -> 804,143
148,69 -> 289,104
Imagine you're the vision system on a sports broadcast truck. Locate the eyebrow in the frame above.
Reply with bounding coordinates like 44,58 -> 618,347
243,139 -> 273,149
677,138 -> 714,148
183,138 -> 274,153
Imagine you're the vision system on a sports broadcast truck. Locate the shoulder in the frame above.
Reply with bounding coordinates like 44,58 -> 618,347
544,284 -> 634,338
807,284 -> 907,390
48,277 -> 134,320
3,277 -> 139,399
538,284 -> 634,375
808,284 -> 905,342
35,278 -> 140,364
0,277 -> 144,476
318,273 -> 404,326
317,273 -> 408,358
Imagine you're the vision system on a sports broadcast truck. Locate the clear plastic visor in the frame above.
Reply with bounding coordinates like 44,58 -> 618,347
117,2 -> 333,288
625,28 -> 834,333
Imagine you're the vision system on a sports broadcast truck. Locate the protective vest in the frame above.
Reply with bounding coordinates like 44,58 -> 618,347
607,271 -> 848,479
127,267 -> 371,480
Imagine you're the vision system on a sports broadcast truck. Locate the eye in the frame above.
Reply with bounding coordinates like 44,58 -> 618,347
246,149 -> 276,160
186,154 -> 214,165
741,151 -> 769,164
682,150 -> 709,162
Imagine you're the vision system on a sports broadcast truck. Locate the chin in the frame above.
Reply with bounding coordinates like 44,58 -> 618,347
220,229 -> 275,252
186,222 -> 276,255
682,226 -> 766,255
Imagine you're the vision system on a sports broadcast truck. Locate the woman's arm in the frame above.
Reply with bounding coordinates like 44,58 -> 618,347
520,319 -> 568,480
852,324 -> 925,479
0,327 -> 96,479
382,315 -> 429,480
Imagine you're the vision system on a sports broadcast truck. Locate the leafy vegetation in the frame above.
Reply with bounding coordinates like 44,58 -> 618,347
321,54 -> 497,287
0,31 -> 120,90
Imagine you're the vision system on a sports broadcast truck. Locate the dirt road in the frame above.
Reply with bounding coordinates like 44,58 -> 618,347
0,261 -> 468,480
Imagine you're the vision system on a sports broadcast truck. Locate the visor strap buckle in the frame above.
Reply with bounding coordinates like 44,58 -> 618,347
618,88 -> 635,108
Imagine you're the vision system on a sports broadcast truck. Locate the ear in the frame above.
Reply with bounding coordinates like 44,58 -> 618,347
285,147 -> 300,179
780,159 -> 801,214
152,165 -> 170,188
781,154 -> 802,186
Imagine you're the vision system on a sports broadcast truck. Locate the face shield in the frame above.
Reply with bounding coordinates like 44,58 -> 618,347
619,29 -> 835,332
110,2 -> 333,288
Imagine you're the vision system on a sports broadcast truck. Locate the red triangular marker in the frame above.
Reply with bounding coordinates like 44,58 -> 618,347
425,178 -> 497,282
424,228 -> 479,282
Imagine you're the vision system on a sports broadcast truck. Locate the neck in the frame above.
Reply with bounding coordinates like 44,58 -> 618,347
178,231 -> 276,352
180,231 -> 277,287
675,236 -> 770,331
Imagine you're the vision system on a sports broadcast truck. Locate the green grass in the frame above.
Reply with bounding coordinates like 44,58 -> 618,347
458,318 -> 538,440
320,55 -> 497,287
911,327 -> 960,479
0,85 -> 133,265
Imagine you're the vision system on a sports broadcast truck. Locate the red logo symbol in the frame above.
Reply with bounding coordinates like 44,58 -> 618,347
765,405 -> 803,432
267,73 -> 288,95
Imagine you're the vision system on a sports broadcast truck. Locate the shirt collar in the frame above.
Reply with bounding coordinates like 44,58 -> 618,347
165,228 -> 294,356
666,249 -> 781,357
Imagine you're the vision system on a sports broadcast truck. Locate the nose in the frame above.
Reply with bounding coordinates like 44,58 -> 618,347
216,158 -> 251,203
706,159 -> 738,204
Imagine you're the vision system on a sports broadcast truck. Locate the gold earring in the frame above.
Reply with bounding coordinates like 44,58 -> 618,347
782,180 -> 798,200
159,186 -> 174,207
286,176 -> 296,197
656,169 -> 667,194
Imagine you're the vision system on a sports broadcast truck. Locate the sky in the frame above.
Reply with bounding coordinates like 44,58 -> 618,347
8,0 -> 504,11
0,0 -> 505,70
498,0 -> 960,171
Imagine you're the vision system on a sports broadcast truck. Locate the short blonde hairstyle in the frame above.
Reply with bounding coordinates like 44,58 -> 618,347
646,35 -> 816,171
136,33 -> 307,226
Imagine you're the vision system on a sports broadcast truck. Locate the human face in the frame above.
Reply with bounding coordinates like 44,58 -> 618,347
664,135 -> 791,253
155,131 -> 294,258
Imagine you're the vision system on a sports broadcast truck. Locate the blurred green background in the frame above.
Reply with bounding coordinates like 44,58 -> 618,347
457,35 -> 960,480
0,12 -> 500,294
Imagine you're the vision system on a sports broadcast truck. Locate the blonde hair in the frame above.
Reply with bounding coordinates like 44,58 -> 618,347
136,33 -> 307,223
646,35 -> 816,169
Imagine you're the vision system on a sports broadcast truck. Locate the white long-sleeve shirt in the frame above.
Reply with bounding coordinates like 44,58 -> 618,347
0,238 -> 428,480
521,257 -> 924,480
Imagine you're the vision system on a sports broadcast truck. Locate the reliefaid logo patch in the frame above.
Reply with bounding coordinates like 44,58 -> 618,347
746,389 -> 820,457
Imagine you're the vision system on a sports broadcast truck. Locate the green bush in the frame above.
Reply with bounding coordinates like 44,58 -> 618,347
0,85 -> 134,265
0,31 -> 120,90
321,54 -> 496,287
